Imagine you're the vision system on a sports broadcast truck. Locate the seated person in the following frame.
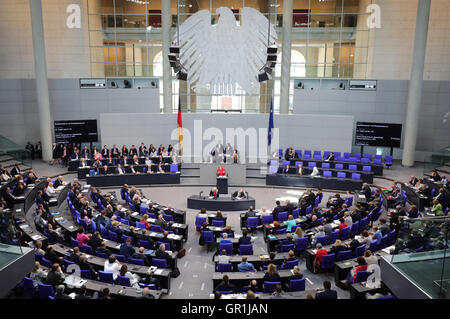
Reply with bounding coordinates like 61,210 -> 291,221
237,256 -> 257,272
209,187 -> 219,199
214,275 -> 235,293
310,166 -> 320,177
297,163 -> 303,175
115,164 -> 125,175
232,188 -> 246,199
325,152 -> 335,161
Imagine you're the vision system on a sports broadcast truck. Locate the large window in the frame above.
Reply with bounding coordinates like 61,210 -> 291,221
87,0 -> 373,112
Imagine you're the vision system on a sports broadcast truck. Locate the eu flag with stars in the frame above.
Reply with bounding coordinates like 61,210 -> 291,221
268,97 -> 274,147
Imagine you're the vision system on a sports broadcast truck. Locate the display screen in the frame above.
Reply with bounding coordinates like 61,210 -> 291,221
54,120 -> 98,143
355,122 -> 402,148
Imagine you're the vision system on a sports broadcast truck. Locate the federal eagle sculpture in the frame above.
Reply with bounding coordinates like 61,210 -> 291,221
174,7 -> 277,95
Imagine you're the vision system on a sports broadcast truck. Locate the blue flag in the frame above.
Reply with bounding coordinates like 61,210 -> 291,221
268,97 -> 274,146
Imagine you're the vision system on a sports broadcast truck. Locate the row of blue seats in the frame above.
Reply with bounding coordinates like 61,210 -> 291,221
279,149 -> 393,165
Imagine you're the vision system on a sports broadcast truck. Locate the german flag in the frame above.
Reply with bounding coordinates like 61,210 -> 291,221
177,96 -> 183,154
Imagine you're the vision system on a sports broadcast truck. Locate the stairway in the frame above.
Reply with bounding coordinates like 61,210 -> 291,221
0,152 -> 32,174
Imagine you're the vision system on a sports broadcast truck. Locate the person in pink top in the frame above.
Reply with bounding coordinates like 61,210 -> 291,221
76,227 -> 90,247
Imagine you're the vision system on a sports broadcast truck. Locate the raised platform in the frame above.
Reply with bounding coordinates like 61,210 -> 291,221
187,195 -> 255,211
86,173 -> 180,187
266,174 -> 363,191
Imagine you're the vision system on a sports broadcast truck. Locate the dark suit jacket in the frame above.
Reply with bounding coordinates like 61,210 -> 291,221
10,167 -> 20,176
119,243 -> 136,259
315,289 -> 338,299
209,191 -> 219,198
214,282 -> 235,293
155,249 -> 170,260
238,236 -> 251,245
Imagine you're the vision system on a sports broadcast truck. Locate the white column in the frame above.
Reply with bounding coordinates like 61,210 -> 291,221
162,0 -> 173,113
279,0 -> 293,114
402,0 -> 431,167
29,0 -> 53,162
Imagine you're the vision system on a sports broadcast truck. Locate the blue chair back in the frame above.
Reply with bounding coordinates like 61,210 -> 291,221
96,251 -> 108,259
337,172 -> 346,178
38,283 -> 54,299
217,263 -> 232,272
201,230 -> 214,244
150,224 -> 162,232
98,271 -> 115,284
140,206 -> 148,215
275,228 -> 287,234
277,211 -> 288,222
122,234 -> 134,245
263,281 -> 281,294
306,205 -> 312,215
283,259 -> 299,269
336,250 -> 353,261
354,245 -> 366,257
308,162 -> 316,168
280,244 -> 294,252
349,164 -> 357,171
117,275 -> 131,287
128,203 -> 136,212
239,244 -> 253,255
70,237 -> 80,248
320,253 -> 335,270
129,258 -> 145,266
157,241 -> 170,251
261,215 -> 273,225
212,219 -> 225,227
289,278 -> 306,292
362,165 -> 371,172
351,173 -> 361,180
163,214 -> 174,222
369,240 -> 378,253
247,217 -> 259,228
351,221 -> 359,235
23,277 -> 35,296
152,258 -> 168,268
292,208 -> 300,219
323,170 -> 332,177
340,226 -> 351,240
80,270 -> 94,279
328,230 -> 339,245
268,165 -> 278,175
81,244 -> 93,255
322,162 -> 330,169
138,239 -> 153,249
108,231 -> 119,242
295,237 -> 309,252
219,242 -> 233,255
315,235 -> 328,246
100,225 -> 108,238
344,196 -> 353,207
355,270 -> 371,283
335,163 -> 344,169
170,164 -> 179,173
195,216 -> 207,228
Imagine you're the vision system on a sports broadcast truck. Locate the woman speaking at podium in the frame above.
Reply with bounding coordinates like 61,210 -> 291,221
216,165 -> 226,177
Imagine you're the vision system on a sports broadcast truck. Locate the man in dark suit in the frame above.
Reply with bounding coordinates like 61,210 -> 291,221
75,285 -> 91,299
408,175 -> 419,187
101,145 -> 110,158
272,201 -> 284,222
87,232 -> 103,252
160,231 -> 174,251
129,145 -> 138,157
214,275 -> 235,293
139,143 -> 147,157
238,229 -> 252,245
81,146 -> 90,159
111,145 -> 120,158
155,243 -> 171,260
361,183 -> 372,201
10,163 -> 21,176
141,271 -> 160,289
232,188 -> 246,199
132,247 -> 150,266
303,189 -> 316,207
71,148 -> 80,160
315,280 -> 337,299
119,237 -> 136,260
95,241 -> 112,257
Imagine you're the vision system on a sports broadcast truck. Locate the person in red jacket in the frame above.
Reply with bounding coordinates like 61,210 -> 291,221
140,214 -> 151,230
217,165 -> 226,177
338,217 -> 349,234
351,256 -> 368,283
314,243 -> 328,273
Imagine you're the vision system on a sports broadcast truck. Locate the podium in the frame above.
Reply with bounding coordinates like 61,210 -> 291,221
216,176 -> 228,194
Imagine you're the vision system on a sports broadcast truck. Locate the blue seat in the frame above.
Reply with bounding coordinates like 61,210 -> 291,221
170,164 -> 179,173
373,158 -> 382,165
263,281 -> 281,294
280,244 -> 294,252
344,152 -> 351,159
354,270 -> 371,283
328,230 -> 339,245
140,206 -> 148,215
128,203 -> 136,212
315,235 -> 328,247
308,162 -> 316,168
217,263 -> 232,272
152,258 -> 168,268
81,243 -> 93,255
379,235 -> 388,250
359,217 -> 369,232
282,259 -> 298,269
362,165 -> 371,172
336,250 -> 353,261
335,163 -> 344,169
195,216 -> 207,229
337,172 -> 346,178
275,228 -> 287,234
361,158 -> 370,164
98,271 -> 114,284
157,241 -> 170,251
108,231 -> 119,242
22,277 -> 36,296
320,253 -> 335,271
239,244 -> 253,255
268,165 -> 278,175
129,258 -> 145,266
163,214 -> 174,222
122,234 -> 134,245
354,244 -> 366,257
151,224 -> 162,232
38,283 -> 54,299
277,211 -> 288,222
294,161 -> 303,167
344,196 -> 353,207
321,162 -> 330,169
139,239 -> 153,249
289,278 -> 306,292
201,230 -> 215,246
100,225 -> 108,238
349,165 -> 357,171
292,208 -> 300,219
323,170 -> 332,177
369,240 -> 378,253
135,221 -> 146,229
351,173 -> 361,180
80,269 -> 94,279
95,251 -> 108,259
295,237 -> 309,253
117,275 -> 131,287
351,221 -> 359,235
262,215 -> 273,225
384,156 -> 393,167
219,242 -> 233,255
70,237 -> 79,248
212,219 -> 225,227
295,150 -> 302,158
40,257 -> 52,268
306,205 -> 312,215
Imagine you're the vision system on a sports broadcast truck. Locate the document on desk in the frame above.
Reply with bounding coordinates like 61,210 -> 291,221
154,269 -> 163,275
31,234 -> 42,241
312,249 -> 317,254
131,212 -> 139,217
167,234 -> 178,239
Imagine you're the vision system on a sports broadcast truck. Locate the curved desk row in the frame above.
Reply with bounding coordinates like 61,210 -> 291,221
278,167 -> 374,183
187,195 -> 255,211
86,173 -> 180,187
68,156 -> 174,171
281,158 -> 383,176
266,174 -> 363,191
77,164 -> 178,179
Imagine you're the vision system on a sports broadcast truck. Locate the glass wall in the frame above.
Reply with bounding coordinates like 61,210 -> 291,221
87,0 -> 373,112
391,217 -> 450,299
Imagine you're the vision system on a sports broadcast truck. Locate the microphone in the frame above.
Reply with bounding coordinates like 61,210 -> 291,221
199,191 -> 203,199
